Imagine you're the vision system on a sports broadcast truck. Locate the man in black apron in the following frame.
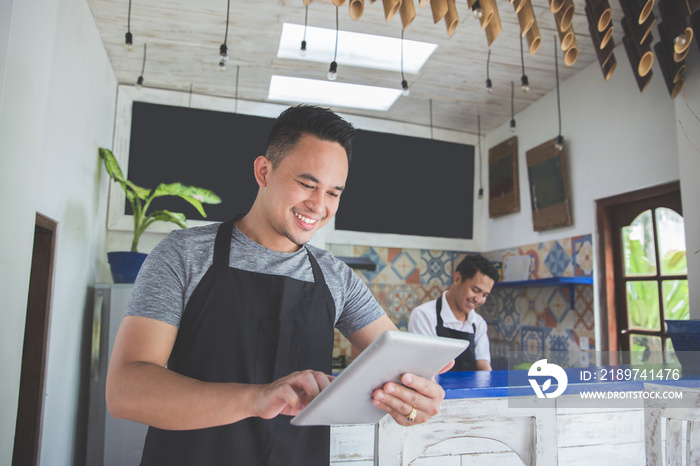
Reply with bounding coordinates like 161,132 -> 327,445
408,254 -> 499,371
106,105 -> 450,465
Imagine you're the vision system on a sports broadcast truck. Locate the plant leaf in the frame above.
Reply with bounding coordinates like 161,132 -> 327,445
146,210 -> 189,229
99,148 -> 125,181
182,186 -> 222,205
99,148 -> 151,199
153,183 -> 222,203
124,179 -> 152,200
152,182 -> 222,217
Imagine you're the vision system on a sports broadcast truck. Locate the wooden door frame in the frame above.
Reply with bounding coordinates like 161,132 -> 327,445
13,213 -> 57,466
595,181 -> 682,353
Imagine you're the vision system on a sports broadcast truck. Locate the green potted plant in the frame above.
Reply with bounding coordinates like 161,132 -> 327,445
99,147 -> 221,283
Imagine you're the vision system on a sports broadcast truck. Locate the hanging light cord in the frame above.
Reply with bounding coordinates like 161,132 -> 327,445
478,114 -> 483,195
303,5 -> 309,42
401,29 -> 406,82
520,35 -> 526,76
554,36 -> 562,137
234,65 -> 240,114
223,0 -> 231,45
486,48 -> 491,81
140,43 -> 147,76
511,81 -> 515,119
333,6 -> 339,61
127,0 -> 132,34
429,99 -> 434,139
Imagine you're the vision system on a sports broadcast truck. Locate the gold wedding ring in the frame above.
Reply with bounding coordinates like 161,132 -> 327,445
406,406 -> 418,422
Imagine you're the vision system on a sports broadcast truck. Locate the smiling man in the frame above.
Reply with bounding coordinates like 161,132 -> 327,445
409,254 -> 500,371
105,105 -> 449,466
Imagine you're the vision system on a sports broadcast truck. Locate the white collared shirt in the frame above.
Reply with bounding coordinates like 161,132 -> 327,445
407,292 -> 491,362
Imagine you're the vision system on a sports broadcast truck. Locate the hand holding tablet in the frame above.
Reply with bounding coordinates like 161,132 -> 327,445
290,331 -> 468,426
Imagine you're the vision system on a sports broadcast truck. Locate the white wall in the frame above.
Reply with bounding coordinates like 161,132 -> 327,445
0,0 -> 13,99
0,0 -> 117,464
483,51 -> 680,251
483,43 -> 700,331
675,44 -> 700,318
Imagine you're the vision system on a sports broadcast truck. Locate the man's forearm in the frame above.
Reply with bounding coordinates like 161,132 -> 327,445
106,361 -> 259,430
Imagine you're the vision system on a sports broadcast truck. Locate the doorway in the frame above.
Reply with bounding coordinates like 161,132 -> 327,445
596,181 -> 688,360
12,213 -> 57,466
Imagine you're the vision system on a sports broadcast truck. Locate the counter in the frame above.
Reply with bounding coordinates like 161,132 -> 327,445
330,368 -> 700,466
438,367 -> 700,399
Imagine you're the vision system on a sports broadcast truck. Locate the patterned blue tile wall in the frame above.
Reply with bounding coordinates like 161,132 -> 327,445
329,234 -> 595,369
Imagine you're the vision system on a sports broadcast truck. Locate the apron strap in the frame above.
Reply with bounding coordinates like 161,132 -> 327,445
436,296 -> 476,333
304,247 -> 328,287
213,218 -> 235,269
214,216 -> 328,288
436,296 -> 445,327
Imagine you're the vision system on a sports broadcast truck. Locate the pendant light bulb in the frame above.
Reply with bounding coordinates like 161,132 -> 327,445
301,5 -> 309,57
135,43 -> 146,90
555,135 -> 564,151
674,35 -> 688,46
125,0 -> 133,51
485,49 -> 493,93
553,37 -> 564,153
328,7 -> 339,81
472,1 -> 483,19
401,79 -> 410,96
327,61 -> 338,81
519,35 -> 530,92
520,75 -> 530,92
219,44 -> 228,71
399,30 -> 409,96
510,81 -> 516,132
219,0 -> 231,71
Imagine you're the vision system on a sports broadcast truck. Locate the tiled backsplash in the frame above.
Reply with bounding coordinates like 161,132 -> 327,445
329,234 -> 594,370
481,234 -> 594,369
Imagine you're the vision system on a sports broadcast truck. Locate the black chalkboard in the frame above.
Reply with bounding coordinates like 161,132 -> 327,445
126,102 -> 271,221
127,102 -> 474,239
336,129 -> 474,239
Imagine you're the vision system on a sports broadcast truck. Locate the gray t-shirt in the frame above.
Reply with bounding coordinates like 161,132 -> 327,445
126,222 -> 385,337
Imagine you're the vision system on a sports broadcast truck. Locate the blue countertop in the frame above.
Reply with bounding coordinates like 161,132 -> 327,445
437,367 -> 700,399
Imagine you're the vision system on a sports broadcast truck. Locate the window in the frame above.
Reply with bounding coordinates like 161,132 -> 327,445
597,182 -> 689,363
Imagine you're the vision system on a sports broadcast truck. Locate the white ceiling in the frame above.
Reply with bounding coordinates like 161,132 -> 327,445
87,0 -> 631,134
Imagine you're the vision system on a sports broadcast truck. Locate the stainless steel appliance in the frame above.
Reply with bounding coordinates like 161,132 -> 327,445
86,284 -> 148,465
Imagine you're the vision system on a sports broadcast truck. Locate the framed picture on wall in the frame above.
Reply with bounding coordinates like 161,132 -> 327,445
526,138 -> 572,231
488,136 -> 520,218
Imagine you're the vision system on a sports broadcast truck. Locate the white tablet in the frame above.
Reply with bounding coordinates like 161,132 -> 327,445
290,330 -> 468,426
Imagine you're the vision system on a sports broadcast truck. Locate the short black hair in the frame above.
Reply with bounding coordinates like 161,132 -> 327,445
455,254 -> 500,283
265,105 -> 355,168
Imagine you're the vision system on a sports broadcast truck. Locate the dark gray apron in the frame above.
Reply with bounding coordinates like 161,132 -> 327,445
435,297 -> 477,371
140,218 -> 335,465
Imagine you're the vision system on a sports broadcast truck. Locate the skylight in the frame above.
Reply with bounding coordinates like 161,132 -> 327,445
268,75 -> 401,111
277,23 -> 437,74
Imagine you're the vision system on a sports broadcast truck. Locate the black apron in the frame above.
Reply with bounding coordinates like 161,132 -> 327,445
435,297 -> 477,372
140,218 -> 335,466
